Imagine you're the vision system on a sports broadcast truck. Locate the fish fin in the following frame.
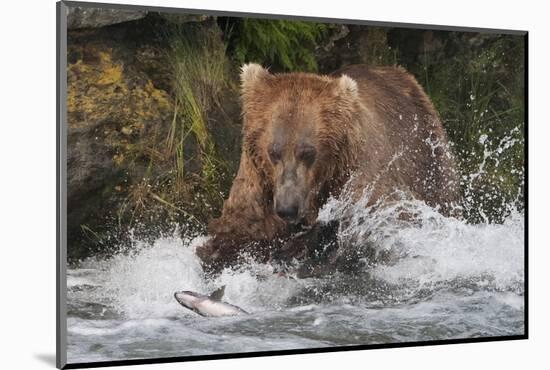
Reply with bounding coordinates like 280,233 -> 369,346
209,285 -> 225,301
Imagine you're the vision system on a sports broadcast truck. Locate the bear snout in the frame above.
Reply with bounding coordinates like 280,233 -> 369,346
274,190 -> 303,224
275,203 -> 299,221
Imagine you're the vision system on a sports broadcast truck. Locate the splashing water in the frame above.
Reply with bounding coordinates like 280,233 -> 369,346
67,198 -> 524,363
66,128 -> 524,364
460,126 -> 524,223
318,189 -> 523,293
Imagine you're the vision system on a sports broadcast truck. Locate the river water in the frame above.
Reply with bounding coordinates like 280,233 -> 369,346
66,195 -> 525,364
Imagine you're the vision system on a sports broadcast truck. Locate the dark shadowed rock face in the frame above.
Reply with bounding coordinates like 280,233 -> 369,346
67,7 -> 148,29
67,6 -> 210,30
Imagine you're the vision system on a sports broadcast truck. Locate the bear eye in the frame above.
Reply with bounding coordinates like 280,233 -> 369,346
268,145 -> 281,163
296,145 -> 316,166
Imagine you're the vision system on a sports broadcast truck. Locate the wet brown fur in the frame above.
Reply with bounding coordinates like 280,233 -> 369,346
196,64 -> 460,271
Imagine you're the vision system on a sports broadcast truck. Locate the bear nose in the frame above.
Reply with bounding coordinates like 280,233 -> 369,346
276,204 -> 299,221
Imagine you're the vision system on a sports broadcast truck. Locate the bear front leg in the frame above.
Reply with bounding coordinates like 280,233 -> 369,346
196,153 -> 286,272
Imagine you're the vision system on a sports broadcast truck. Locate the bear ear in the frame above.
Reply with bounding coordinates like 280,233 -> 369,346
336,74 -> 359,99
240,63 -> 270,92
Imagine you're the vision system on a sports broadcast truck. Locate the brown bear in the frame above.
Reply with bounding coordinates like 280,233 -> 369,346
196,63 -> 460,273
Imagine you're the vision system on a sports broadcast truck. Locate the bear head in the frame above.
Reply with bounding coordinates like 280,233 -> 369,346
239,63 -> 362,228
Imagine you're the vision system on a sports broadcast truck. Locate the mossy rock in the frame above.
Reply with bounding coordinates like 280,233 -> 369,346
66,16 -> 243,261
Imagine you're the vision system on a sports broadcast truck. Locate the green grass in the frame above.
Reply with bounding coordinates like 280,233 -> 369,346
167,25 -> 229,217
111,24 -> 232,234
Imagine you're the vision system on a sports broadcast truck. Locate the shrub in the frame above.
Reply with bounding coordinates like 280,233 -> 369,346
221,17 -> 327,72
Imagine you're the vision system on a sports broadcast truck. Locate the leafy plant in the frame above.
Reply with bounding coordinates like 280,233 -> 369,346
221,18 -> 327,72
